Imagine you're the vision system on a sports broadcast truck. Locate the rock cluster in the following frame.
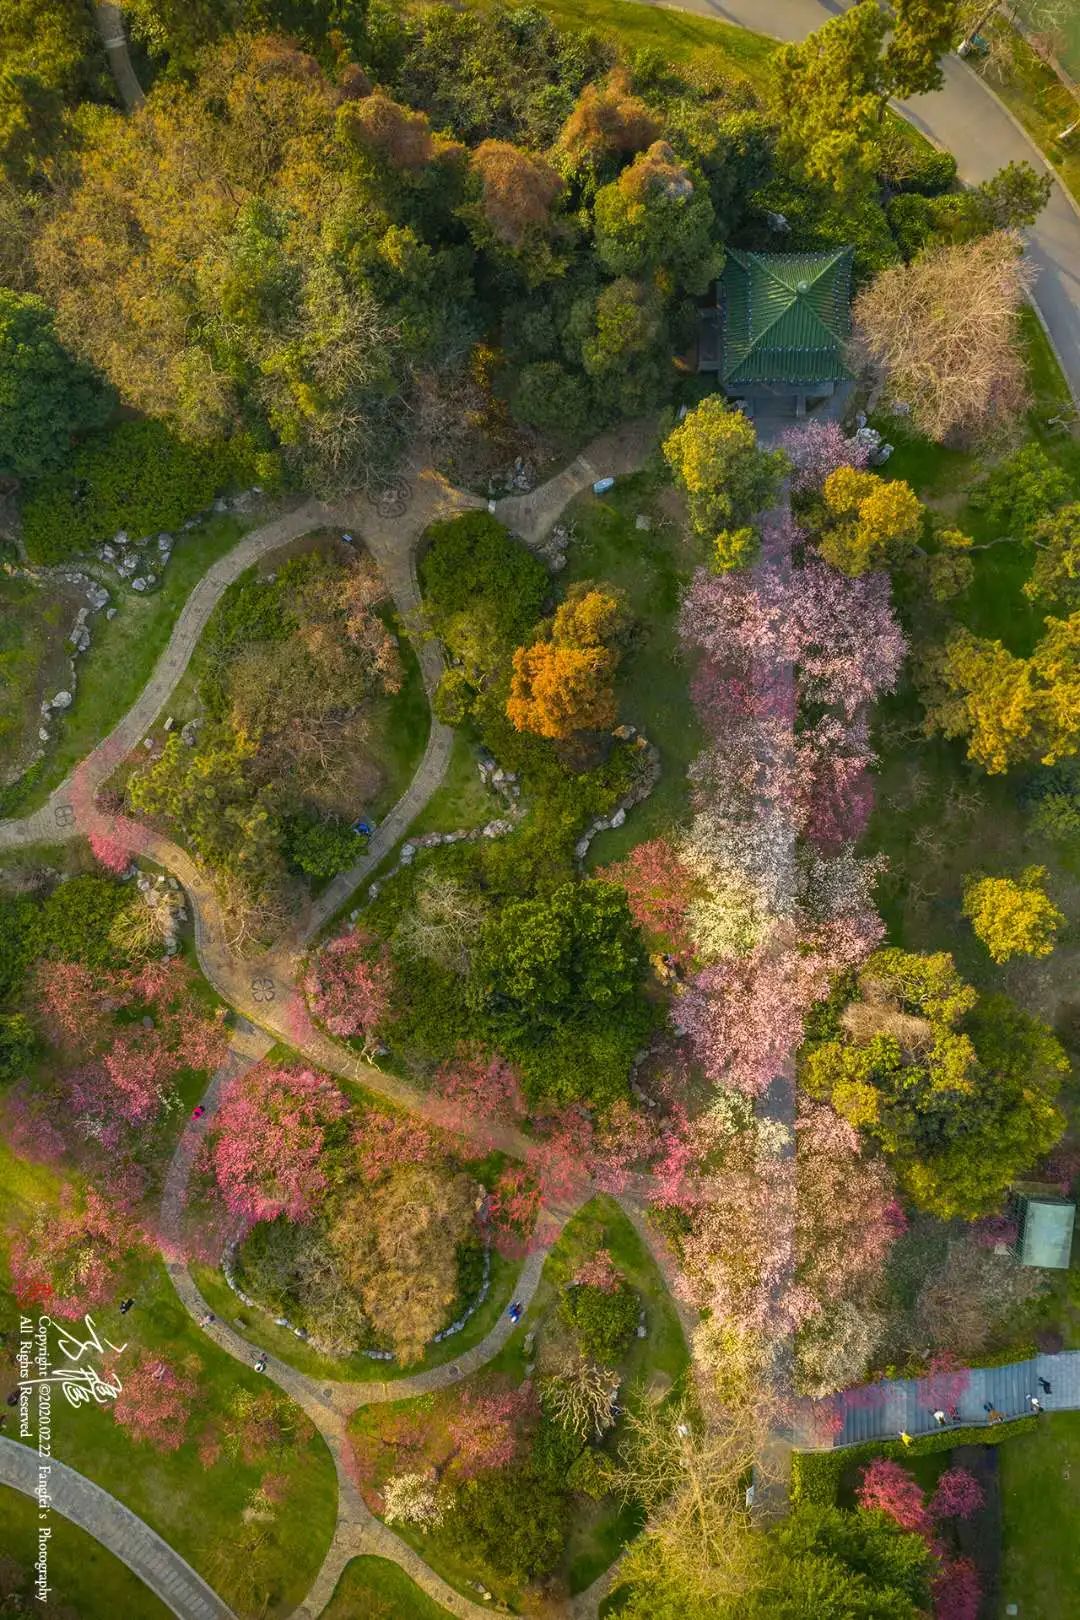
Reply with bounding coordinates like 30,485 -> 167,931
573,727 -> 662,866
135,871 -> 187,955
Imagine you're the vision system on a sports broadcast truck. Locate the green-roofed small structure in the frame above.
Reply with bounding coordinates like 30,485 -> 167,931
699,247 -> 854,418
1017,1194 -> 1076,1269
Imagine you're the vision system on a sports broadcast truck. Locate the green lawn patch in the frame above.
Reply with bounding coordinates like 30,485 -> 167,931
1000,1410 -> 1080,1619
0,515 -> 245,818
368,611 -> 431,821
535,0 -> 776,85
0,1134 -> 336,1618
322,1555 -> 455,1620
408,727 -> 501,836
561,475 -> 702,867
0,1484 -> 172,1620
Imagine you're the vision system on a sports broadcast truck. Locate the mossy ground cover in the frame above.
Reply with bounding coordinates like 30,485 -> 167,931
347,1194 -> 689,1607
0,1484 -> 172,1620
0,574 -> 83,782
0,516 -> 245,819
322,1555 -> 454,1620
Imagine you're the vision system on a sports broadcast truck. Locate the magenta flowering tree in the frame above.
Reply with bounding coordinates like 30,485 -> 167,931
8,1188 -> 146,1319
680,561 -> 904,719
676,930 -> 829,1096
780,420 -> 871,495
931,1468 -> 983,1521
429,1052 -> 525,1152
856,1459 -> 934,1537
209,1063 -> 347,1224
932,1557 -> 981,1620
303,929 -> 393,1054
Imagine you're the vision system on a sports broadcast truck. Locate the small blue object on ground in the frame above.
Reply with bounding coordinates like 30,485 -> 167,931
352,817 -> 375,836
592,477 -> 615,495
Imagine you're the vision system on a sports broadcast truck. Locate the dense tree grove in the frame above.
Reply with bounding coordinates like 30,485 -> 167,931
1,0 -> 1043,547
4,2 -> 1078,1613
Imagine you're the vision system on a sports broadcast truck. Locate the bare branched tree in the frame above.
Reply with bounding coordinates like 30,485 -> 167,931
851,231 -> 1035,444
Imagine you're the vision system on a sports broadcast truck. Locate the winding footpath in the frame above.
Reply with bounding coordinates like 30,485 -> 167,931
0,429 -> 666,1620
6,10 -> 1079,1605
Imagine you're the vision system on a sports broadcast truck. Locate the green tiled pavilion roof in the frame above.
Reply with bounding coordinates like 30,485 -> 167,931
720,247 -> 854,387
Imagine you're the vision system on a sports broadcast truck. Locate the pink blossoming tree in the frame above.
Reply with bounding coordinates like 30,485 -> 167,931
303,929 -> 394,1054
209,1063 -> 347,1224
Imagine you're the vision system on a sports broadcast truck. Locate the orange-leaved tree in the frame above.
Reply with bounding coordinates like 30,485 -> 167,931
506,583 -> 626,741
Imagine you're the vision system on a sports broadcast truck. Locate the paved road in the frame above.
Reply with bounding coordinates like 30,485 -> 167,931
0,1438 -> 234,1620
636,0 -> 1080,403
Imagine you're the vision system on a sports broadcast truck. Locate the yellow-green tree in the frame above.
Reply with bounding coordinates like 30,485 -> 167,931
819,466 -> 923,575
962,866 -> 1065,964
921,614 -> 1080,773
663,397 -> 787,553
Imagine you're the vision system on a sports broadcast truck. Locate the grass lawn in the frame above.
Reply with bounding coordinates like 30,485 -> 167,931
368,612 -> 431,821
0,1128 -> 337,1619
537,0 -> 775,85
971,19 -> 1080,208
866,305 -> 1080,1043
0,515 -> 245,818
408,727 -> 501,836
0,575 -> 81,783
0,1484 -> 172,1620
347,1194 -> 689,1608
1000,1411 -> 1080,1619
561,473 -> 703,868
322,1555 -> 454,1620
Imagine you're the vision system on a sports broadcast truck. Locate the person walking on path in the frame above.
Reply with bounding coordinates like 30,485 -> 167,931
899,1430 -> 913,1447
1029,1395 -> 1043,1414
933,1409 -> 947,1426
1039,1377 -> 1053,1394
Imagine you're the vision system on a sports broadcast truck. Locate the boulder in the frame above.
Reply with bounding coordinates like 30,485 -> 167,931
610,807 -> 626,828
113,531 -> 129,546
49,691 -> 72,710
106,608 -> 117,620
38,727 -> 49,743
99,545 -> 116,563
180,719 -> 200,746
131,578 -> 147,592
70,626 -> 91,653
86,584 -> 110,610
635,514 -> 652,532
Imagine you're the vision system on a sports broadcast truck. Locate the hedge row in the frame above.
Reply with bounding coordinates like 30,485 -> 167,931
21,419 -> 277,563
791,1417 -> 1038,1507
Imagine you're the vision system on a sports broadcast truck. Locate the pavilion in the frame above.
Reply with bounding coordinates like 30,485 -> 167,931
699,246 -> 855,419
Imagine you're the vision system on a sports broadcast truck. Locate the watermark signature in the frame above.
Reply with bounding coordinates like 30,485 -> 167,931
13,1314 -> 127,1603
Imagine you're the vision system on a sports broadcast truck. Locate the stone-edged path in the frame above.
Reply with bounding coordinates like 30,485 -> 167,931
0,427 -> 676,1618
0,1436 -> 233,1620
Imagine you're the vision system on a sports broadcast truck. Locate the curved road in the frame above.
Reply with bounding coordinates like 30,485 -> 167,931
638,0 -> 1080,402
